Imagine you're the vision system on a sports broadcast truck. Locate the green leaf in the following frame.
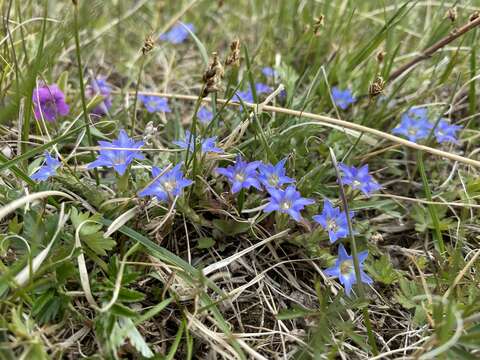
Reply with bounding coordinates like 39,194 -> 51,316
71,208 -> 116,255
367,255 -> 399,285
83,233 -> 116,256
118,317 -> 154,358
197,237 -> 215,249
212,219 -> 251,236
277,305 -> 318,320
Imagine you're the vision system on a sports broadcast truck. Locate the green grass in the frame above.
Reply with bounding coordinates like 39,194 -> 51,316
1,1 -> 480,359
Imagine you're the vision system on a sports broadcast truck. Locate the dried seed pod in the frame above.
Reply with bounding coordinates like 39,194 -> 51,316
313,15 -> 324,36
225,39 -> 241,67
445,7 -> 457,22
369,75 -> 385,98
142,34 -> 155,55
202,52 -> 224,97
376,50 -> 386,63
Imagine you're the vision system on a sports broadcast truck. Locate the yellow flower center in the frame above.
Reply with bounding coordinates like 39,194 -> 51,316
327,219 -> 338,232
268,174 -> 279,186
162,180 -> 176,192
340,260 -> 353,276
235,172 -> 245,182
280,201 -> 291,210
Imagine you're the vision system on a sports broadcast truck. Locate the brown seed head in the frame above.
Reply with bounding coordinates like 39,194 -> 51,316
142,34 -> 155,55
376,50 -> 386,63
225,39 -> 241,67
445,7 -> 457,22
202,52 -> 224,97
313,15 -> 325,36
369,75 -> 385,98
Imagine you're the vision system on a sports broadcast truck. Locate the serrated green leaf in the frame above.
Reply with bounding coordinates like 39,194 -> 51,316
83,233 -> 116,256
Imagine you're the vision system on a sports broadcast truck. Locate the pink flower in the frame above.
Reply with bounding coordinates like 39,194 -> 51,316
32,84 -> 70,122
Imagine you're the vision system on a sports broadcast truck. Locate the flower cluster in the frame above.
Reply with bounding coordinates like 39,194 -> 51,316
28,70 -> 379,298
392,107 -> 463,144
159,23 -> 195,44
32,83 -> 70,122
173,130 -> 223,154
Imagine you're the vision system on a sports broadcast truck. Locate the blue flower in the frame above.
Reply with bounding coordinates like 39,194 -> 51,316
234,90 -> 254,103
173,130 -> 223,154
197,106 -> 213,124
313,200 -> 353,243
215,156 -> 262,193
262,67 -> 277,78
339,163 -> 381,197
159,23 -> 195,44
324,244 -> 372,296
87,77 -> 112,117
87,129 -> 145,175
434,119 -> 462,144
332,87 -> 356,110
392,108 -> 432,142
255,83 -> 272,95
258,158 -> 295,188
139,95 -> 171,113
264,185 -> 315,222
31,152 -> 61,182
200,136 -> 223,154
139,163 -> 193,202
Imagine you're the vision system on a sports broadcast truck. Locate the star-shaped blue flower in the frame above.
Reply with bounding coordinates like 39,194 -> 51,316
139,95 -> 171,113
313,200 -> 353,243
173,130 -> 223,154
31,152 -> 61,182
197,106 -> 213,124
338,163 -> 381,197
258,158 -> 295,188
159,23 -> 195,44
139,163 -> 193,202
262,67 -> 277,78
324,244 -> 372,297
215,156 -> 262,193
87,129 -> 145,175
264,185 -> 315,222
332,87 -> 356,110
392,108 -> 432,142
434,119 -> 462,144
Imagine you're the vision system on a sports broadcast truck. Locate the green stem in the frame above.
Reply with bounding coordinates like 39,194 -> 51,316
73,3 -> 99,185
417,151 -> 445,253
131,56 -> 146,136
329,148 -> 378,355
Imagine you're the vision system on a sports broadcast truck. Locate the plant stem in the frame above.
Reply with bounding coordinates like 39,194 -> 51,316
131,56 -> 145,136
329,148 -> 378,355
73,2 -> 99,185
